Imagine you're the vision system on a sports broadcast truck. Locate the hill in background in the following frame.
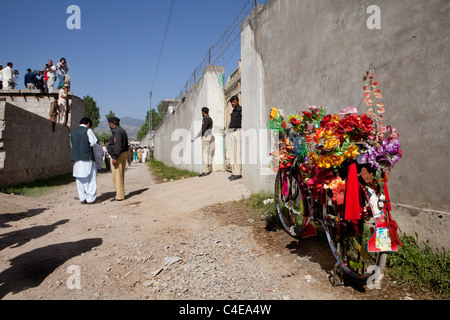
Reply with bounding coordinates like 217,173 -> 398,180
94,117 -> 145,140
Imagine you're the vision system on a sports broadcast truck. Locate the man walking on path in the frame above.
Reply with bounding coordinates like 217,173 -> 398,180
70,117 -> 98,205
107,117 -> 129,201
192,107 -> 214,177
228,95 -> 242,181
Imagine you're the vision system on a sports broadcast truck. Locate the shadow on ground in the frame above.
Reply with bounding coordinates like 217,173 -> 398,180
0,238 -> 102,299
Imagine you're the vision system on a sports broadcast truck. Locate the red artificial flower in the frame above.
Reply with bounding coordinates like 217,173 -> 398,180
302,111 -> 312,118
359,114 -> 373,132
290,117 -> 301,126
324,121 -> 338,131
339,116 -> 357,133
320,114 -> 332,128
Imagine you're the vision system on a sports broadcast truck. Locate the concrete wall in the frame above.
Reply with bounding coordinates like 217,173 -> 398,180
0,100 -> 72,187
240,0 -> 450,248
154,66 -> 226,173
0,90 -> 84,129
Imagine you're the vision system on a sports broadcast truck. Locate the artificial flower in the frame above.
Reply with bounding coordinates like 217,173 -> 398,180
339,106 -> 358,115
323,138 -> 340,150
318,156 -> 333,169
329,155 -> 344,167
308,152 -> 319,164
331,179 -> 346,205
344,144 -> 360,159
359,114 -> 373,132
270,108 -> 278,119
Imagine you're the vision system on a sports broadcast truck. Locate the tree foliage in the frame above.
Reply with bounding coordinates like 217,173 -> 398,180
83,95 -> 100,129
105,110 -> 116,122
136,101 -> 166,141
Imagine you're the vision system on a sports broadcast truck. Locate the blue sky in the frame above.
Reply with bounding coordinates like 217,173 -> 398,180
1,0 -> 255,120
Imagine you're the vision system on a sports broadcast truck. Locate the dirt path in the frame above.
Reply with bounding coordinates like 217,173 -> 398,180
0,163 -> 426,300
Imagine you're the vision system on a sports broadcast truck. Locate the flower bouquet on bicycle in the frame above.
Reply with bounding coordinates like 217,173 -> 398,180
268,71 -> 403,285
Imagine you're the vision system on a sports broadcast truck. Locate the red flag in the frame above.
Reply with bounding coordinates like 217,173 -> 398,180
345,163 -> 361,220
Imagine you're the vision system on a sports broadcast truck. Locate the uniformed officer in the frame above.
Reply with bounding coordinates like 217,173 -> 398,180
192,107 -> 214,177
228,95 -> 242,181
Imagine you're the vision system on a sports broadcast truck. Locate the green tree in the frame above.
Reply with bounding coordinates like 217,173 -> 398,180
136,102 -> 166,141
105,110 -> 116,121
83,95 -> 100,129
96,131 -> 111,144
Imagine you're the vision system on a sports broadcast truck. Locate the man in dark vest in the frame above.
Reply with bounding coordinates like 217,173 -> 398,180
70,117 -> 98,204
107,117 -> 129,201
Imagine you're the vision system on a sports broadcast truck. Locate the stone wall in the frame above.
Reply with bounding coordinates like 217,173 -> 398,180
0,99 -> 73,187
240,0 -> 450,248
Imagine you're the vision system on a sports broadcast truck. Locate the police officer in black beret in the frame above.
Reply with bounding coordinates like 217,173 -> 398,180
228,95 -> 242,181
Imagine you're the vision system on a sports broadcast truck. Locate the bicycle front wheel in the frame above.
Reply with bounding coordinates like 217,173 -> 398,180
274,168 -> 308,238
324,190 -> 387,284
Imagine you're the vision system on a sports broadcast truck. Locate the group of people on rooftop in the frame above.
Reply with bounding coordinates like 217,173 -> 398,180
0,58 -> 70,93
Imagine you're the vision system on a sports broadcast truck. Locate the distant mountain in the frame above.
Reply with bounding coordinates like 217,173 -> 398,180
94,117 -> 145,140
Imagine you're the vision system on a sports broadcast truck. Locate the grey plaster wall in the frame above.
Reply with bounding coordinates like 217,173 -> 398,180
154,66 -> 226,173
240,0 -> 450,248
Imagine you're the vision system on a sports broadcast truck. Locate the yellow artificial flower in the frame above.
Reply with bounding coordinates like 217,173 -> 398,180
308,152 -> 319,164
323,130 -> 338,139
323,138 -> 340,150
329,155 -> 344,167
318,156 -> 333,169
270,108 -> 278,119
332,114 -> 340,123
344,144 -> 360,159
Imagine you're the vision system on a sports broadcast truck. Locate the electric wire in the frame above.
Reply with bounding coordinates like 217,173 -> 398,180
151,0 -> 176,92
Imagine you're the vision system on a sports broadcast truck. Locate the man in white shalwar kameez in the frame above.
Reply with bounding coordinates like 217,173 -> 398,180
70,117 -> 98,204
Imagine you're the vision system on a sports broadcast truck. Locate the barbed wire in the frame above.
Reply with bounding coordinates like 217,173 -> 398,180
175,0 -> 257,100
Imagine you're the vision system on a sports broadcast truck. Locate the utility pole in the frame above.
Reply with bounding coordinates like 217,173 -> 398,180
149,90 -> 153,148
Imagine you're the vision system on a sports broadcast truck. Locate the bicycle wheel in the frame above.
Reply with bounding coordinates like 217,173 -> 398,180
274,168 -> 307,238
323,187 -> 387,284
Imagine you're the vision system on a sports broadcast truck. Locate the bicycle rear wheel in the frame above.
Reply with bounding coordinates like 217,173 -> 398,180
274,168 -> 308,238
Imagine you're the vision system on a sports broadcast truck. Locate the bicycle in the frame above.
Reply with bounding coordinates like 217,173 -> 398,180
274,136 -> 399,286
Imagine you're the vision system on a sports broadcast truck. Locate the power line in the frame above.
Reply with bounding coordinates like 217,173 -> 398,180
151,0 -> 176,92
175,0 -> 255,99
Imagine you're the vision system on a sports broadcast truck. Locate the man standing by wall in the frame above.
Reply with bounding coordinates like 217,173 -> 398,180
228,95 -> 242,181
70,117 -> 98,205
107,117 -> 129,201
192,107 -> 214,177
49,95 -> 59,132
